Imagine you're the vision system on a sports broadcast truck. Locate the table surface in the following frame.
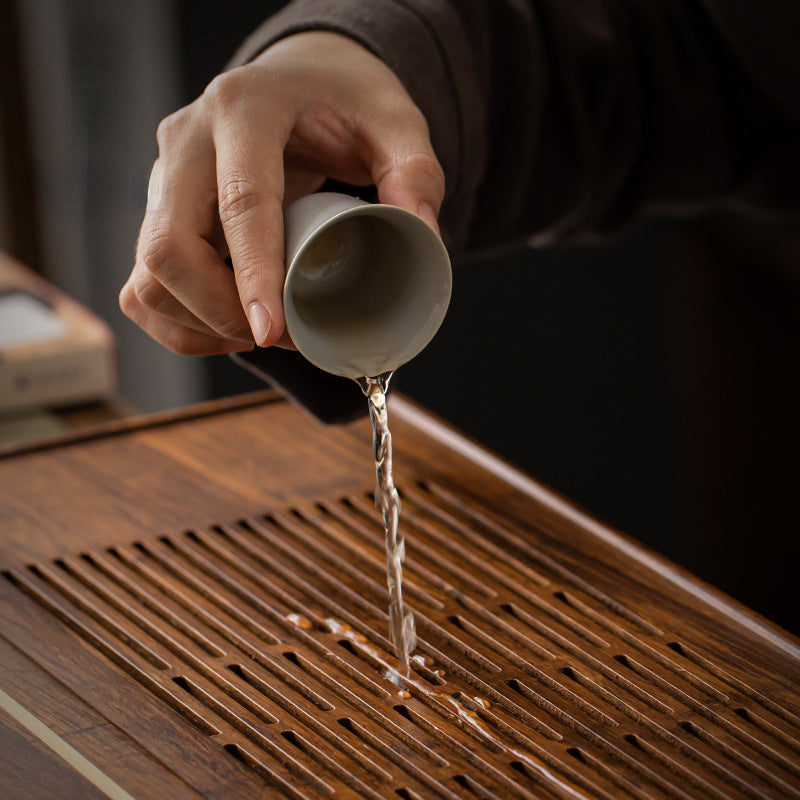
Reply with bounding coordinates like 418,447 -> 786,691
1,390 -> 798,799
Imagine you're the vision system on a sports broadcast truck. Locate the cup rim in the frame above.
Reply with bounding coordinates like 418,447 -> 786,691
285,201 -> 447,283
283,200 -> 451,379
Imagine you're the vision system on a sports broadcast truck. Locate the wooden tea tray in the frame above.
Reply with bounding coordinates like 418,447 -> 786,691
1,391 -> 798,799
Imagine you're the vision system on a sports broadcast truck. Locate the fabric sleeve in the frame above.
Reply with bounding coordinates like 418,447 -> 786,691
229,0 -> 800,256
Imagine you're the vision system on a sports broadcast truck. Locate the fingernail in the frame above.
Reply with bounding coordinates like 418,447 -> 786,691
418,202 -> 440,233
247,302 -> 272,346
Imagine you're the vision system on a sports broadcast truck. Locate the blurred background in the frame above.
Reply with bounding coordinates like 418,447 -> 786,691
1,0 -> 798,633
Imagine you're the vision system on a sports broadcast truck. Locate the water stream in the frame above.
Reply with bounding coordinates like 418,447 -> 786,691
358,373 -> 416,670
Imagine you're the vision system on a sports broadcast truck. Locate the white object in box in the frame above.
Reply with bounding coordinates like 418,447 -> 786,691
0,253 -> 117,413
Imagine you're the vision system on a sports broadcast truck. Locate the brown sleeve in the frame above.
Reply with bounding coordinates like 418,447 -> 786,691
230,0 -> 800,256
229,0 -> 487,251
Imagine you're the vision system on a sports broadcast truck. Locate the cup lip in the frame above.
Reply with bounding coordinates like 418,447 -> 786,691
284,201 -> 447,282
283,201 -> 451,380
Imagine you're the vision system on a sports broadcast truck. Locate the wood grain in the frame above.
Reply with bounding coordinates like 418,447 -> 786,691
0,392 -> 798,798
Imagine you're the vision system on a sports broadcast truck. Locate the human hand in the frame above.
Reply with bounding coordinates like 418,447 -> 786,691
120,31 -> 445,355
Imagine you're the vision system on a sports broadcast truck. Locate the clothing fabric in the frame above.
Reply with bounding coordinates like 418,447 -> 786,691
232,0 -> 800,255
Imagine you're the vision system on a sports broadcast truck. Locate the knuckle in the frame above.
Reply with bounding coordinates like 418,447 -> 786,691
204,69 -> 248,111
404,102 -> 429,131
407,151 -> 445,186
155,107 -> 190,148
218,177 -> 261,226
134,274 -> 168,312
119,282 -> 137,316
230,256 -> 262,287
141,230 -> 178,278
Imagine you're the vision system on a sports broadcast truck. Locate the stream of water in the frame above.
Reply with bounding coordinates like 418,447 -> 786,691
358,373 -> 416,670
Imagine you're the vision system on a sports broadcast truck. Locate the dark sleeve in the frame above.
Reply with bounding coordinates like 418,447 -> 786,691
230,0 -> 800,255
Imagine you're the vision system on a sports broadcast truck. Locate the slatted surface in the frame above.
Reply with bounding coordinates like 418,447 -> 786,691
4,477 -> 800,799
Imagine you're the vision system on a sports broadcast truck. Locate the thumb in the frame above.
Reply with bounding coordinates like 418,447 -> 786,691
366,108 -> 445,235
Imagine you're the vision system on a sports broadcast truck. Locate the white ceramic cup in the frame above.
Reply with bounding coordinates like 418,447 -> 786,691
283,192 -> 452,380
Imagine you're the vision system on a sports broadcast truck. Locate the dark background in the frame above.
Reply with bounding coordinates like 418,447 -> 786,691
179,0 -> 799,634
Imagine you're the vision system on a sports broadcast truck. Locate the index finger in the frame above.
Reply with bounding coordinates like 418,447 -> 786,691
209,77 -> 294,347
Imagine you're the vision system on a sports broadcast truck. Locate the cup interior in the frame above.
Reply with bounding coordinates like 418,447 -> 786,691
284,206 -> 450,380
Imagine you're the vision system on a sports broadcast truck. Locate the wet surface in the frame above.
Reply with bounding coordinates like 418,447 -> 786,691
5,480 -> 800,798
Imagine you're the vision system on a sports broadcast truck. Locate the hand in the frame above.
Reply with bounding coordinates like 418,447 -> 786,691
120,31 -> 445,355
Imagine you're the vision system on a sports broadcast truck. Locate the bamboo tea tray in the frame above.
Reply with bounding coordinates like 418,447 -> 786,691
1,391 -> 798,799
